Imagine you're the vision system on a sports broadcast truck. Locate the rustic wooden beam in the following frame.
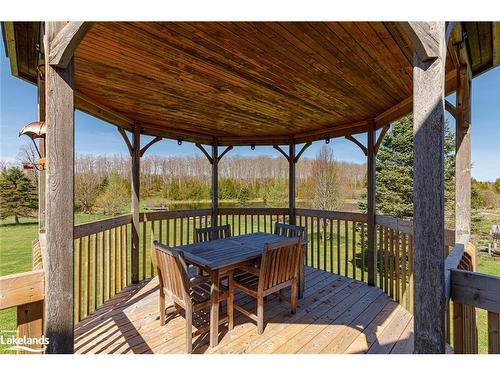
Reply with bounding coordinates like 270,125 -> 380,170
273,145 -> 290,162
131,126 -> 140,284
49,22 -> 92,68
0,270 -> 44,309
374,125 -> 390,155
294,142 -> 312,163
117,127 -> 133,155
139,136 -> 161,157
412,21 -> 446,354
195,143 -> 214,164
451,269 -> 500,314
455,66 -> 472,241
218,146 -> 233,162
399,22 -> 441,61
75,91 -> 133,128
494,22 -> 500,66
345,135 -> 367,156
374,69 -> 458,128
3,22 -> 18,76
445,99 -> 457,119
211,142 -> 219,225
445,22 -> 458,43
43,21 -> 75,354
367,121 -> 377,286
289,143 -> 296,225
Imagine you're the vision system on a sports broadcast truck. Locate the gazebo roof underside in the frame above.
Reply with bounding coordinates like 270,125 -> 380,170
3,22 -> 498,145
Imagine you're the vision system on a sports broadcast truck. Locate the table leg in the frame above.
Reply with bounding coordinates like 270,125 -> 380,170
298,244 -> 305,299
210,269 -> 220,347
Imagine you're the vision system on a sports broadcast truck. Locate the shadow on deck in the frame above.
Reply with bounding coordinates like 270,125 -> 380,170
74,267 -> 414,354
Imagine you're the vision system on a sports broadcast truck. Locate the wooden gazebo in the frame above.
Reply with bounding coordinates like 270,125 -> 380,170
2,21 -> 499,354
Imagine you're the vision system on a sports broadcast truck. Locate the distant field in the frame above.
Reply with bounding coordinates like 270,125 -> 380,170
1,209 -> 499,353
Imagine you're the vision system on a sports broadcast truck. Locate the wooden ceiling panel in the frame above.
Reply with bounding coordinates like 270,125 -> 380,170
72,22 -> 458,144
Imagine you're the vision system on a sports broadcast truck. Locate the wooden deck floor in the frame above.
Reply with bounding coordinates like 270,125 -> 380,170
74,267 -> 414,354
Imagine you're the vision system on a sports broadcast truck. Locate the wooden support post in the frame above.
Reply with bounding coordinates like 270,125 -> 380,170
44,21 -> 75,354
211,142 -> 219,226
289,143 -> 296,224
131,126 -> 140,284
455,66 -> 472,242
367,122 -> 377,286
411,22 -> 446,354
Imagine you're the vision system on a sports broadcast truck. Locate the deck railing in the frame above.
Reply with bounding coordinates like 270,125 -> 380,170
4,207 -> 499,354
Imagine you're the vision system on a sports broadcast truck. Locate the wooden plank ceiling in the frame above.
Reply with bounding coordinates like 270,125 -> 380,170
73,22 -> 455,145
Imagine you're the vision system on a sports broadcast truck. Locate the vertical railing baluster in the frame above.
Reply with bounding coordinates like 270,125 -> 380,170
316,216 -> 320,270
344,220 -> 349,277
150,221 -> 155,277
361,223 -> 365,282
337,219 -> 341,275
84,235 -> 89,318
352,221 -> 357,280
329,218 -> 333,273
395,230 -> 400,303
75,238 -> 82,324
99,231 -> 104,307
92,233 -> 97,313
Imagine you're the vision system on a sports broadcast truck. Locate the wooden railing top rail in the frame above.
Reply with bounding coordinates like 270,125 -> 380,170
451,269 -> 500,314
140,209 -> 212,222
0,269 -> 44,310
218,207 -> 289,216
295,208 -> 367,222
74,214 -> 132,239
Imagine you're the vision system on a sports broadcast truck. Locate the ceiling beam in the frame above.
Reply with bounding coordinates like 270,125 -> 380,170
74,91 -> 133,129
399,22 -> 441,62
3,22 -> 18,76
49,22 -> 93,68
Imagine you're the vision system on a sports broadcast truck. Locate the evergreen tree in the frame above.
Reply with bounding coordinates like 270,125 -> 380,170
360,115 -> 455,220
0,167 -> 38,224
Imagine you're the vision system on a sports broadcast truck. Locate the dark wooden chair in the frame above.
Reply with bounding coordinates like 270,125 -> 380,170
153,240 -> 231,353
195,224 -> 231,243
228,237 -> 302,334
274,222 -> 306,240
274,222 -> 307,298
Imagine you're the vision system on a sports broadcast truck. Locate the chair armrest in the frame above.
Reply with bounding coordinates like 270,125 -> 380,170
237,265 -> 260,276
189,275 -> 211,287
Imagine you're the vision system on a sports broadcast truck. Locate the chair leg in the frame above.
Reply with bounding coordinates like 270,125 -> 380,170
290,278 -> 297,314
185,304 -> 193,353
159,290 -> 166,326
228,271 -> 234,330
257,295 -> 264,334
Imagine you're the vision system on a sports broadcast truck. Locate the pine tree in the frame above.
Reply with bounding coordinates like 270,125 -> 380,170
0,167 -> 38,224
360,115 -> 455,220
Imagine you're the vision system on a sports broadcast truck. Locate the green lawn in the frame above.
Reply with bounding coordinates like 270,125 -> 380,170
1,210 -> 499,353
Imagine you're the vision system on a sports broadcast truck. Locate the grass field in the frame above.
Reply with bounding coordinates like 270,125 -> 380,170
1,210 -> 499,353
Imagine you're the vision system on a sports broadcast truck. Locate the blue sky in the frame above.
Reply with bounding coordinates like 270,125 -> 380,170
1,37 -> 498,181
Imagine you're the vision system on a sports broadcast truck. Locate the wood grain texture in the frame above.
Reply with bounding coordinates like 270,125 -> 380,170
0,270 -> 44,309
73,267 -> 414,354
44,21 -> 75,354
49,22 -> 92,68
411,21 -> 446,354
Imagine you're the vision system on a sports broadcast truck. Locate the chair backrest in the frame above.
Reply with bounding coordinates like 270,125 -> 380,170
195,224 -> 231,243
153,241 -> 190,306
274,222 -> 306,240
259,237 -> 301,292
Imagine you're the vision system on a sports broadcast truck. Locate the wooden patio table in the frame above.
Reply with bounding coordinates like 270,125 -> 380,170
174,232 -> 307,347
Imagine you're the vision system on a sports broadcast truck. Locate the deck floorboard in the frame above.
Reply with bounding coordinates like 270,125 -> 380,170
74,267 -> 414,354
